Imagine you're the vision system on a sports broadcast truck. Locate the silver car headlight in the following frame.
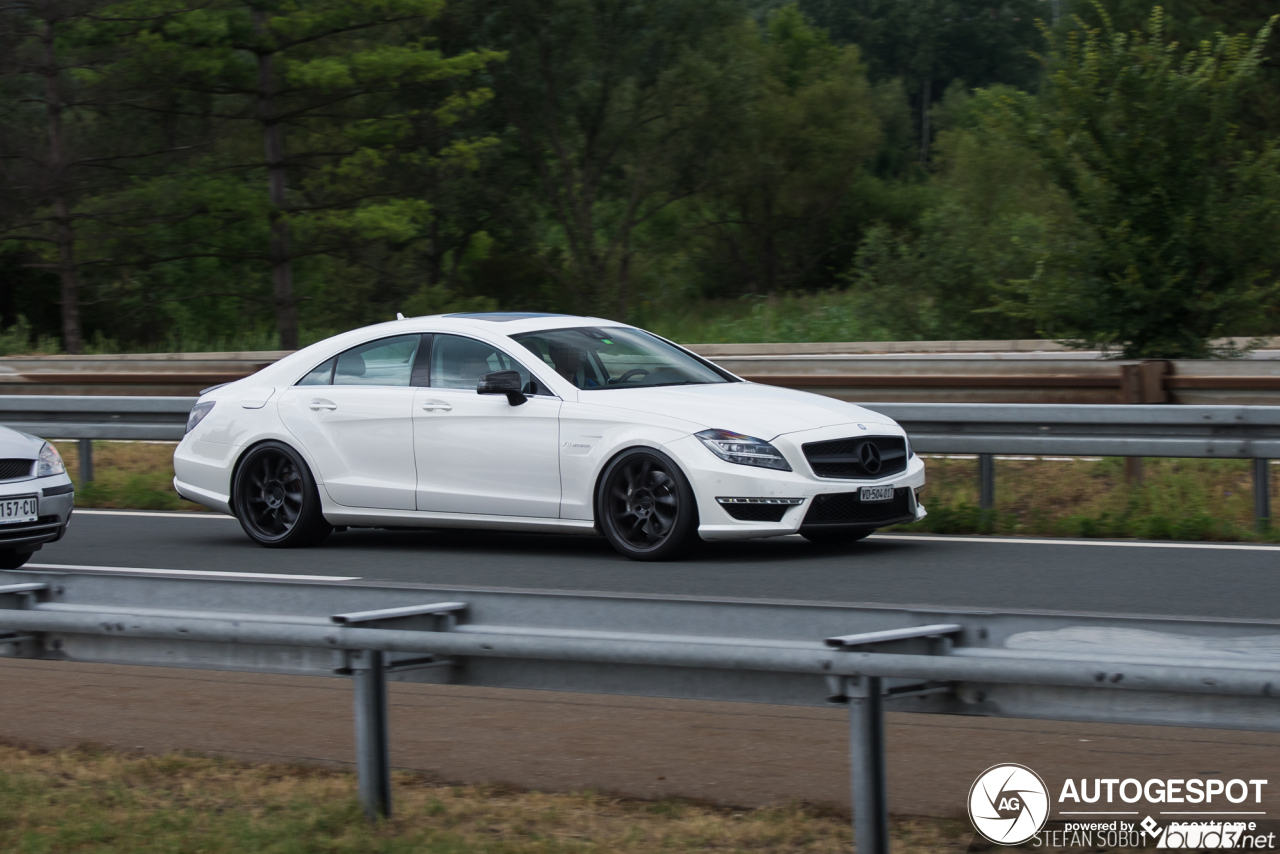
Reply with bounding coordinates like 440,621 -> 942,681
186,401 -> 216,433
37,442 -> 66,477
696,429 -> 791,471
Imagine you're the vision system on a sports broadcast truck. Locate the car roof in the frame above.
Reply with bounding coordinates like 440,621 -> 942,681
396,312 -> 631,336
247,313 -> 642,389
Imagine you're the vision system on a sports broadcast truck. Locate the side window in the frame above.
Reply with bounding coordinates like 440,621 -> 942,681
332,335 -> 421,387
430,334 -> 548,394
516,335 -> 604,389
298,357 -> 335,386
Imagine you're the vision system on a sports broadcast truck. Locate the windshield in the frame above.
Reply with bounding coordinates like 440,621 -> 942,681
510,327 -> 732,390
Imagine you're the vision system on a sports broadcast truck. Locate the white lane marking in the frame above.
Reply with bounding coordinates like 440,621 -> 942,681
869,534 -> 1280,552
28,563 -> 359,582
73,510 -> 236,520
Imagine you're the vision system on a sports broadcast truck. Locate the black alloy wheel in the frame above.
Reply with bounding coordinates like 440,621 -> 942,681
232,441 -> 332,548
597,449 -> 699,561
800,527 -> 874,547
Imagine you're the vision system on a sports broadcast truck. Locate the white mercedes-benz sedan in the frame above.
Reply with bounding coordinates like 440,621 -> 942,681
174,313 -> 926,560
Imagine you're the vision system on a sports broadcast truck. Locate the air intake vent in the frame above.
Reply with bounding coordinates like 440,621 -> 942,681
722,503 -> 789,522
802,489 -> 913,526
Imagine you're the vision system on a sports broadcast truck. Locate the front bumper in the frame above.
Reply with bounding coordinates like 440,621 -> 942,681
666,429 -> 926,542
0,473 -> 74,554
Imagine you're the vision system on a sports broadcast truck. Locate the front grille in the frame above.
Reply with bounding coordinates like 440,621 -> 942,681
722,503 -> 789,523
802,488 -> 913,526
0,459 -> 33,480
802,436 -> 907,479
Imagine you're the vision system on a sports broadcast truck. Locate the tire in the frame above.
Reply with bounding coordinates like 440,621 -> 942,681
597,448 -> 700,561
0,550 -> 32,569
800,527 -> 874,547
232,441 -> 332,548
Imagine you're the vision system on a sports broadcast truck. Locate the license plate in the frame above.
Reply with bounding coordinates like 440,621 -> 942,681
859,486 -> 894,503
0,495 -> 38,524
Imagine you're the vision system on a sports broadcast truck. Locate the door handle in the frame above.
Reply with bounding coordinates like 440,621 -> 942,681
421,401 -> 453,412
309,399 -> 337,411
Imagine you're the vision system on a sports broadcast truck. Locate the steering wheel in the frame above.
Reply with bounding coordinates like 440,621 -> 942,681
616,368 -> 650,383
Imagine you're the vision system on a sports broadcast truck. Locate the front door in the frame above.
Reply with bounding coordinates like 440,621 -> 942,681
278,334 -> 423,510
414,334 -> 562,517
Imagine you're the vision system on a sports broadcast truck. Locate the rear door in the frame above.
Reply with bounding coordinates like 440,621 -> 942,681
413,333 -> 562,517
278,334 -> 425,510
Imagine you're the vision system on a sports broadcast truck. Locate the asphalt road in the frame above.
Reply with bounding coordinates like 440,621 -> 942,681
28,509 -> 1280,620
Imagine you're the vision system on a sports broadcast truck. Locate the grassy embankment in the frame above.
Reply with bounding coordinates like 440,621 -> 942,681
57,441 -> 1280,542
0,743 -> 979,854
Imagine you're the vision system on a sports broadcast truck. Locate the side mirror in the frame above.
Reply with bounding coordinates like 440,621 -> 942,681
477,370 -> 527,406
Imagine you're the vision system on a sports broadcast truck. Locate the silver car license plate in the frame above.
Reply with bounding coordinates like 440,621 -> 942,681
859,486 -> 894,503
0,495 -> 38,524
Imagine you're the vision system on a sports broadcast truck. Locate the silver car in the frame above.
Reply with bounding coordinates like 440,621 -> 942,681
0,429 -> 73,568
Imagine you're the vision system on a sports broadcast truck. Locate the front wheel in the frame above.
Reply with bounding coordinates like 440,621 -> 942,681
232,442 -> 332,548
0,550 -> 32,569
597,448 -> 699,561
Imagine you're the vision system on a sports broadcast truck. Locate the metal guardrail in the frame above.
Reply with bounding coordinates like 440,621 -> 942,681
859,403 -> 1278,524
0,395 -> 192,441
3,395 -> 1274,524
2,570 -> 1279,852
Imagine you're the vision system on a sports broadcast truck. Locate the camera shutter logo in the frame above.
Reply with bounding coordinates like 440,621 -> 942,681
968,764 -> 1050,845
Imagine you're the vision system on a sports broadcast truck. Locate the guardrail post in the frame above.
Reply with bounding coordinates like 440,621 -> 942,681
349,649 -> 391,820
1255,459 -> 1271,531
848,676 -> 890,854
78,439 -> 94,486
978,454 -> 994,511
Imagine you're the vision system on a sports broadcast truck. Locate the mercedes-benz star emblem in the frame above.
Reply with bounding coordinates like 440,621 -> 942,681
858,441 -> 882,474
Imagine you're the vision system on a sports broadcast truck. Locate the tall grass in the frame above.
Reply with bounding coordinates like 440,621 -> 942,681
0,743 -> 974,853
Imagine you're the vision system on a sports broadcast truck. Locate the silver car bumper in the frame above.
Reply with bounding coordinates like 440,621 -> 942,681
0,473 -> 74,554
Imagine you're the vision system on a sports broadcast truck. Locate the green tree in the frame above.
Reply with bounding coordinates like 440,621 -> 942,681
993,7 -> 1280,357
797,0 -> 1045,162
131,0 -> 501,347
694,6 -> 882,296
477,0 -> 745,318
0,0 -> 198,352
849,86 -> 1079,340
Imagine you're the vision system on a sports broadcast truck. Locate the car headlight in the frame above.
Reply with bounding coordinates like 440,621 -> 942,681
696,429 -> 791,471
186,400 -> 216,433
37,442 -> 66,477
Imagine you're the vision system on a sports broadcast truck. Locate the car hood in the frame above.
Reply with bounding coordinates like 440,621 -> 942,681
581,381 -> 897,439
0,427 -> 45,458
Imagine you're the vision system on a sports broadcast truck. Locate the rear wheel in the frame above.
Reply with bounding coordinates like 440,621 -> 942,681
800,527 -> 874,547
233,442 -> 332,548
597,449 -> 699,561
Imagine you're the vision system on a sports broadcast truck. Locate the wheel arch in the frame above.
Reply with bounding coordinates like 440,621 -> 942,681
590,443 -> 701,536
227,437 -> 316,518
